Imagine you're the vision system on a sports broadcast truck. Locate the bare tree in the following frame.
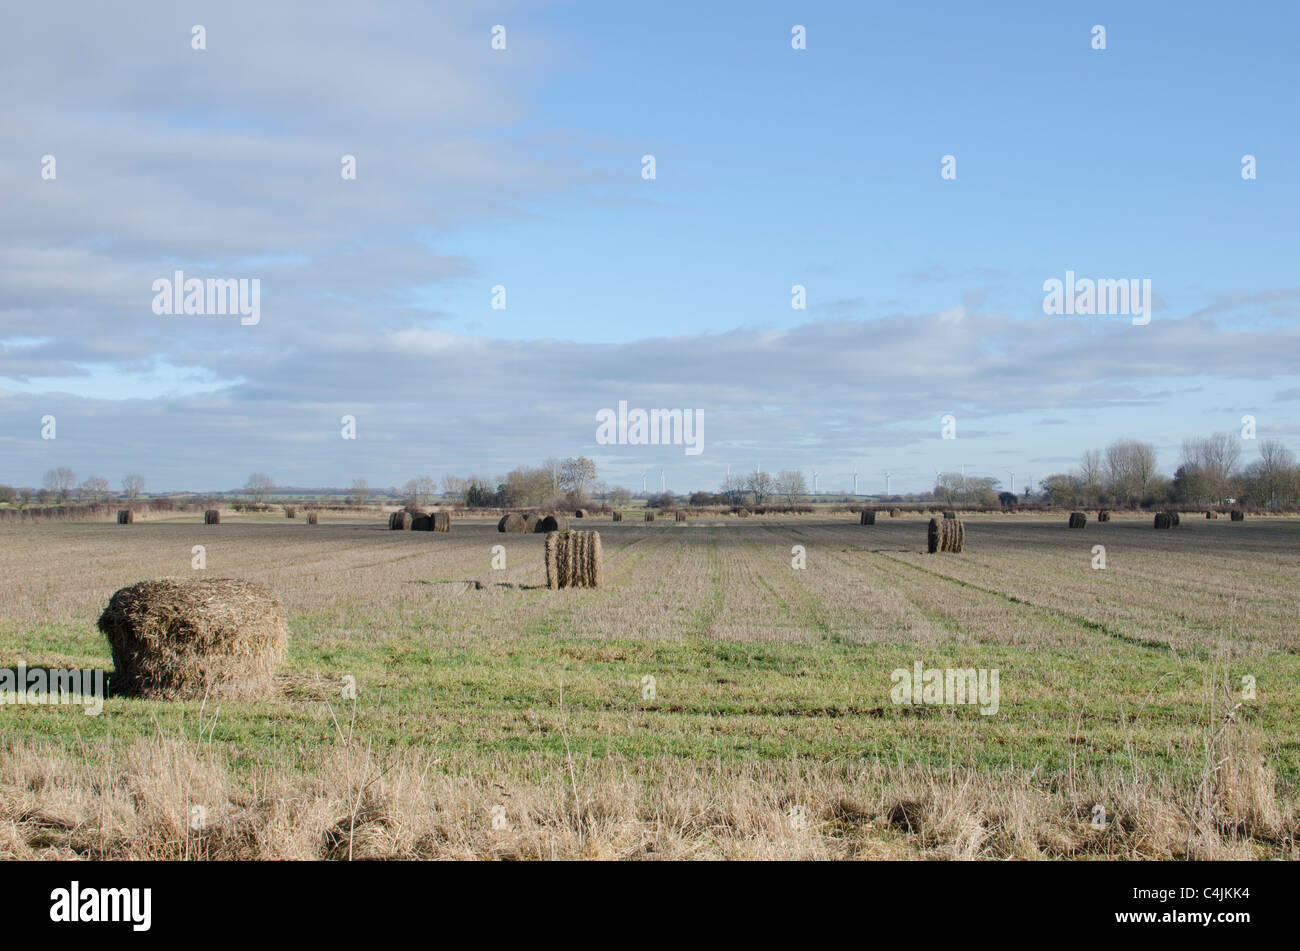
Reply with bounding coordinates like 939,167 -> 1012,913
403,476 -> 437,508
43,467 -> 75,502
559,457 -> 598,499
441,475 -> 467,500
1104,440 -> 1158,502
122,473 -> 146,501
934,472 -> 965,505
245,472 -> 274,504
744,469 -> 774,505
78,477 -> 110,503
350,477 -> 370,506
1078,449 -> 1103,500
775,469 -> 807,504
1181,433 -> 1241,502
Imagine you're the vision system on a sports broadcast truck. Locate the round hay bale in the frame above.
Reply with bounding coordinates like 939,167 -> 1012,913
545,530 -> 603,589
1097,510 -> 1111,522
735,508 -> 750,518
537,514 -> 568,533
644,511 -> 655,522
389,511 -> 413,530
284,506 -> 296,518
1068,512 -> 1086,529
431,512 -> 450,532
574,509 -> 586,518
410,514 -> 433,531
97,579 -> 287,701
675,510 -> 687,523
1230,509 -> 1244,521
498,513 -> 526,533
306,512 -> 319,525
942,510 -> 956,520
117,509 -> 134,525
889,509 -> 899,518
611,511 -> 623,522
1169,511 -> 1181,527
928,517 -> 964,553
204,509 -> 220,525
1153,512 -> 1174,529
860,510 -> 876,526
524,514 -> 541,532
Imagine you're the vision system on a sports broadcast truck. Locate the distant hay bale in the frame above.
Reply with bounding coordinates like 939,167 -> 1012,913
675,510 -> 687,523
117,509 -> 134,525
524,514 -> 541,532
735,508 -> 750,518
431,512 -> 450,532
498,513 -> 526,533
306,512 -> 319,525
1230,509 -> 1245,521
611,511 -> 623,522
1206,510 -> 1217,519
644,511 -> 655,522
1097,510 -> 1111,522
574,509 -> 586,518
388,511 -> 413,530
537,514 -> 569,533
1169,511 -> 1181,527
204,510 -> 220,525
97,578 -> 287,701
284,506 -> 296,518
943,510 -> 956,520
544,530 -> 603,589
860,510 -> 876,525
1153,512 -> 1174,529
1068,512 -> 1087,529
928,517 -> 964,553
889,509 -> 899,517
410,514 -> 433,531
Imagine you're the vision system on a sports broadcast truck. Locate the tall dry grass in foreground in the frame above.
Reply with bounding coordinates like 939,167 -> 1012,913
1,705 -> 1292,861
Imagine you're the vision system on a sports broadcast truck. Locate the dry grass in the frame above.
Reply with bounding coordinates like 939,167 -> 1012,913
0,717 -> 1291,860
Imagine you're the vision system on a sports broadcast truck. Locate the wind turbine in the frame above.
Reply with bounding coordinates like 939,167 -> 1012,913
1004,468 -> 1015,494
812,469 -> 819,496
851,467 -> 859,497
660,467 -> 665,493
641,470 -> 647,496
883,469 -> 892,497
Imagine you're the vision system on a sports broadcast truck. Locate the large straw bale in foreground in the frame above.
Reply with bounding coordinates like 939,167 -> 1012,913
927,517 -> 964,553
97,579 -> 287,700
544,530 -> 603,589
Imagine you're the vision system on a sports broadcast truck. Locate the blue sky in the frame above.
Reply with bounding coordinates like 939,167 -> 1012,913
1,1 -> 1297,494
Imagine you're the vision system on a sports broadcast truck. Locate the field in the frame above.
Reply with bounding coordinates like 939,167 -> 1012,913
2,510 -> 1298,859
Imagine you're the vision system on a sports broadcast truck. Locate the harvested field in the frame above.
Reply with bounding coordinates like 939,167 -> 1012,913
2,510 -> 1299,860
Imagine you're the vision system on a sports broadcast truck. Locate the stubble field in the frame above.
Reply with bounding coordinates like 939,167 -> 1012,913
2,510 -> 1297,859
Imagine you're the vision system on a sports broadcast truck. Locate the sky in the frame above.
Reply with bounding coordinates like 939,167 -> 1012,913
1,0 -> 1297,495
